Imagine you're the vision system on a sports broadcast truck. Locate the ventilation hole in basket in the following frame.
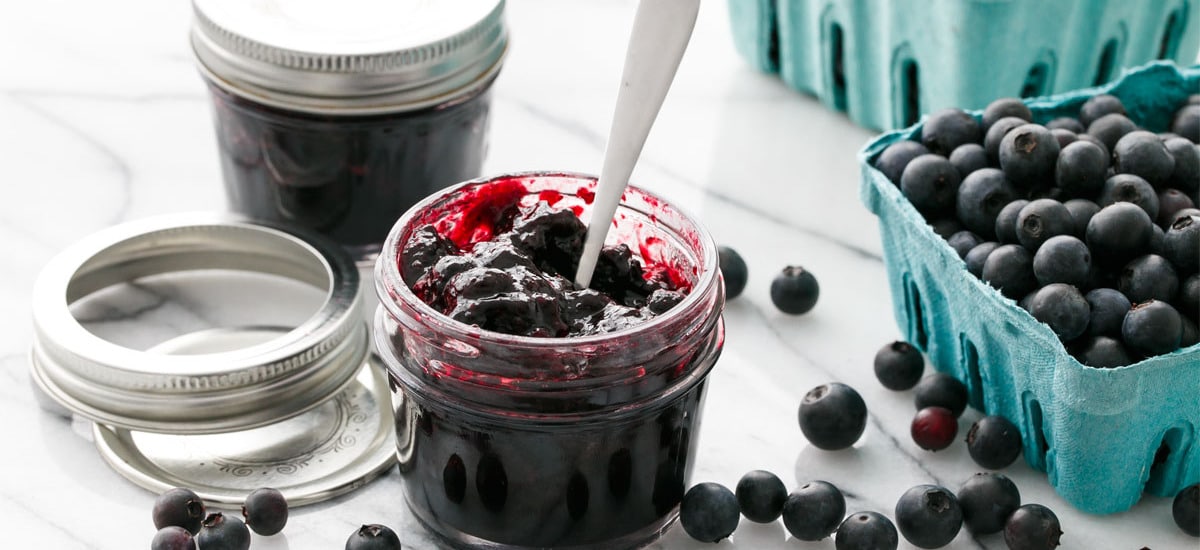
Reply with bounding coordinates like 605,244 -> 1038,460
906,277 -> 929,349
900,60 -> 920,127
960,335 -> 984,411
1158,10 -> 1184,59
767,21 -> 780,72
1094,38 -> 1119,86
830,22 -> 848,112
1022,393 -> 1049,470
1020,62 -> 1050,98
1145,424 -> 1193,495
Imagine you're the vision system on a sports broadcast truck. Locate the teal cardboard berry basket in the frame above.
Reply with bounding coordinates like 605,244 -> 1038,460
858,62 -> 1200,514
729,0 -> 1200,130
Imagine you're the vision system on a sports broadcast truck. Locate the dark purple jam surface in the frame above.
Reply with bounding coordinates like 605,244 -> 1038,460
401,199 -> 688,337
207,82 -> 493,254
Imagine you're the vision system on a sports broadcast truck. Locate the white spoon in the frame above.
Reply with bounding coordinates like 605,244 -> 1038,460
573,0 -> 701,289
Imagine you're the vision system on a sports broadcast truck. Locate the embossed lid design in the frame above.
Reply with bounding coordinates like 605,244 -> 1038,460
190,0 -> 508,114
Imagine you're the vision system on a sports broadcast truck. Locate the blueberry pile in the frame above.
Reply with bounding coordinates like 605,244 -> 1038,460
876,94 -> 1200,368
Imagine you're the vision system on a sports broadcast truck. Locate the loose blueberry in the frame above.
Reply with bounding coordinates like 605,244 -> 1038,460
1164,137 -> 1200,193
1088,113 -> 1137,153
922,108 -> 982,156
1120,254 -> 1179,304
345,524 -> 403,550
1016,199 -> 1074,251
966,415 -> 1022,469
1073,335 -> 1134,368
914,373 -> 969,417
947,230 -> 983,259
1123,300 -> 1183,356
982,244 -> 1038,299
911,406 -> 959,451
782,480 -> 846,541
1157,188 -> 1196,229
799,382 -> 868,450
771,265 -> 820,315
1164,214 -> 1200,274
1055,141 -> 1108,199
1027,283 -> 1091,341
718,246 -> 748,300
983,98 -> 1032,131
1113,130 -> 1175,188
986,116 -> 1031,164
902,154 -> 962,216
1045,117 -> 1085,133
1099,174 -> 1160,221
895,484 -> 963,549
876,140 -> 931,186
196,513 -> 251,550
679,482 -> 740,543
874,340 -> 925,391
957,168 -> 1016,239
1000,124 -> 1060,189
242,487 -> 287,536
1173,104 -> 1200,143
1174,483 -> 1200,536
1086,202 -> 1154,267
949,143 -> 988,178
1079,94 -> 1126,127
1004,504 -> 1062,550
152,526 -> 197,550
153,488 -> 206,534
957,472 -> 1021,535
1033,235 -> 1090,287
964,242 -> 1001,278
735,470 -> 787,523
1085,288 -> 1132,337
836,511 -> 899,550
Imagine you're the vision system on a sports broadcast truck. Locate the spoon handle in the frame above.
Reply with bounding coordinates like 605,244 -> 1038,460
574,0 -> 701,288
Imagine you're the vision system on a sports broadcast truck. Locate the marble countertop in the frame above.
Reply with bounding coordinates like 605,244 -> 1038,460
2,1 -> 1195,548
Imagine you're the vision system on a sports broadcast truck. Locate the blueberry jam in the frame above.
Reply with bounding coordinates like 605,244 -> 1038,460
377,173 -> 723,548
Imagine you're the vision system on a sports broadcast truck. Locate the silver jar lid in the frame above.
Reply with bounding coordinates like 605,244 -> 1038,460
30,214 -> 368,435
191,0 -> 508,114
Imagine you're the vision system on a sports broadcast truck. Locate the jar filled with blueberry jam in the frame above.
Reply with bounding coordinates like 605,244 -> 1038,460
374,172 -> 725,549
190,0 -> 507,260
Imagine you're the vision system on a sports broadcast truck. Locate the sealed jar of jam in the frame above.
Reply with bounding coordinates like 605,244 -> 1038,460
190,0 -> 507,261
374,172 -> 725,548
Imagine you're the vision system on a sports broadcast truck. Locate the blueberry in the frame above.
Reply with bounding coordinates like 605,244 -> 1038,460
153,488 -> 206,534
1074,133 -> 1111,159
965,415 -> 1022,469
957,473 -> 1021,535
242,487 -> 287,536
911,406 -> 959,451
1063,199 -> 1100,239
196,513 -> 251,550
874,340 -> 925,391
1003,504 -> 1062,550
1174,207 -> 1200,226
1164,214 -> 1200,274
947,230 -> 983,259
982,244 -> 1037,299
1151,223 -> 1167,256
956,168 -> 1016,239
964,242 -> 1001,277
949,143 -> 988,177
876,140 -> 931,185
718,246 -> 748,299
1000,124 -> 1060,189
995,200 -> 1031,244
1016,199 -> 1073,251
1181,274 -> 1199,320
1045,117 -> 1085,133
1182,316 -> 1200,348
930,218 -> 966,240
1050,128 -> 1078,149
1164,137 -> 1200,193
895,485 -> 963,549
1158,188 -> 1196,228
983,98 -> 1032,131
679,482 -> 740,543
1173,104 -> 1200,143
782,480 -> 846,541
1175,483 -> 1200,536
913,373 -> 969,416
345,524 -> 403,550
735,470 -> 787,523
1113,131 -> 1176,188
1099,174 -> 1160,221
1080,94 -> 1126,127
1073,335 -> 1134,368
1087,113 -> 1137,153
901,154 -> 962,216
1084,288 -> 1132,336
1055,141 -> 1108,199
835,511 -> 899,550
771,265 -> 820,315
921,108 -> 982,156
986,116 -> 1030,164
799,382 -> 868,450
1120,254 -> 1179,304
1027,283 -> 1091,341
1123,300 -> 1183,356
152,526 -> 197,550
1086,203 -> 1154,267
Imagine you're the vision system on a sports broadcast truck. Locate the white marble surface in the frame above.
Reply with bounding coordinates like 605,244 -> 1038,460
1,1 -> 1195,548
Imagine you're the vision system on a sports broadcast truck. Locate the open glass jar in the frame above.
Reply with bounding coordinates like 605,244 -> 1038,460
374,172 -> 725,549
190,0 -> 507,261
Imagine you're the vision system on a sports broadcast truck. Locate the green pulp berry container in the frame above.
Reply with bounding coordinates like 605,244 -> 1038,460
858,62 -> 1200,514
730,0 -> 1200,130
